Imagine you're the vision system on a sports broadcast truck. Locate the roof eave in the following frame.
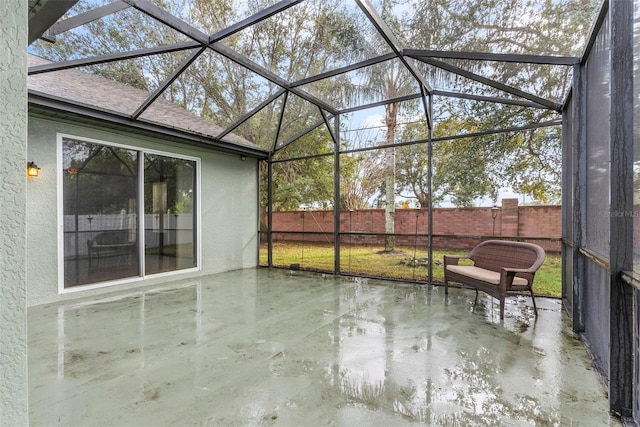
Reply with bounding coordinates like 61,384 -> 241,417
28,91 -> 269,160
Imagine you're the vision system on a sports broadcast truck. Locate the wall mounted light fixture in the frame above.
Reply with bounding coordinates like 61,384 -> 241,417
491,204 -> 500,236
491,204 -> 500,219
27,161 -> 40,177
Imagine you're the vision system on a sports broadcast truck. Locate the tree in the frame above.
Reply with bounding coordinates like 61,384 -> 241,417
340,151 -> 384,210
353,0 -> 418,251
267,128 -> 335,212
397,117 -> 499,208
395,103 -> 565,207
379,72 -> 412,251
391,0 -> 599,206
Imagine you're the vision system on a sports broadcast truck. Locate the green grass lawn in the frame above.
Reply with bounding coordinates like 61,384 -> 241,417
260,242 -> 562,298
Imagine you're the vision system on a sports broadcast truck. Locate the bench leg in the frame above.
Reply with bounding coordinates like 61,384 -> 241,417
469,289 -> 479,313
500,298 -> 505,320
530,290 -> 538,317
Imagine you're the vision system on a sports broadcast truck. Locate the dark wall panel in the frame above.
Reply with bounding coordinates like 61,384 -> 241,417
583,259 -> 610,379
584,13 -> 611,258
579,5 -> 612,387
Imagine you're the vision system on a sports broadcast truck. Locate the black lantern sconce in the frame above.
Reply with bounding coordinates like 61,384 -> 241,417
27,162 -> 40,177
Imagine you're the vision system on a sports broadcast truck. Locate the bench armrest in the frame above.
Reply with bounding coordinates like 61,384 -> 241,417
444,255 -> 470,266
500,266 -> 538,290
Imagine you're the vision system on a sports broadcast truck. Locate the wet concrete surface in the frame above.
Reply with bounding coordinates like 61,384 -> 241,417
28,268 -> 620,426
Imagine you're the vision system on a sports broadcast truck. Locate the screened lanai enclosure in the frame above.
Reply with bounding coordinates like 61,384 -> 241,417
19,0 -> 640,423
28,0 -> 596,282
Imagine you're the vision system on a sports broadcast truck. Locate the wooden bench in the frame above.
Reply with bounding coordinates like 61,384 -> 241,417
443,240 -> 546,319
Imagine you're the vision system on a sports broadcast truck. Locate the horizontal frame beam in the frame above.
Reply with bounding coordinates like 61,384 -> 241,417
339,93 -> 423,114
272,118 -> 561,163
290,53 -> 396,88
432,89 -> 549,109
404,49 -> 579,66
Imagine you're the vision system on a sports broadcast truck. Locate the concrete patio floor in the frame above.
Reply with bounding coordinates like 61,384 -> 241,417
28,268 -> 619,426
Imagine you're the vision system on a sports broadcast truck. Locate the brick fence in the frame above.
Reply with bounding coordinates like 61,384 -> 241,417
270,198 -> 561,253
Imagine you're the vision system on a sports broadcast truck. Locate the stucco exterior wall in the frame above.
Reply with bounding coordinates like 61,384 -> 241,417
0,0 -> 29,424
27,115 -> 259,306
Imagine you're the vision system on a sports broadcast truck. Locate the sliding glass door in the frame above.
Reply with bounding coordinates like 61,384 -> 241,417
61,136 -> 198,289
143,154 -> 197,275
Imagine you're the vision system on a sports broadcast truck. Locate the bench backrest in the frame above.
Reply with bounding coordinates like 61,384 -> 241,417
468,240 -> 545,282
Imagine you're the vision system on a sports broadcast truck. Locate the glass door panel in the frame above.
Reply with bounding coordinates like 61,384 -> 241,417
62,139 -> 139,287
143,154 -> 196,275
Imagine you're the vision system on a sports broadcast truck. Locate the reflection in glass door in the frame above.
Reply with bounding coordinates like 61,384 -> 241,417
62,139 -> 139,287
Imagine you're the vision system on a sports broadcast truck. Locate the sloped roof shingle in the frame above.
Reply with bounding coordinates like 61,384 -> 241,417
27,54 -> 259,151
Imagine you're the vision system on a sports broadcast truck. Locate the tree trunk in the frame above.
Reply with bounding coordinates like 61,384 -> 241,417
384,102 -> 398,252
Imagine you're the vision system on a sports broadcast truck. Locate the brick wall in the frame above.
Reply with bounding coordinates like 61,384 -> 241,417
271,198 -> 561,252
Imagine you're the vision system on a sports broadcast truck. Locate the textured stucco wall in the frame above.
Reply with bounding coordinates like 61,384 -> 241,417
27,115 -> 259,306
0,0 -> 29,424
